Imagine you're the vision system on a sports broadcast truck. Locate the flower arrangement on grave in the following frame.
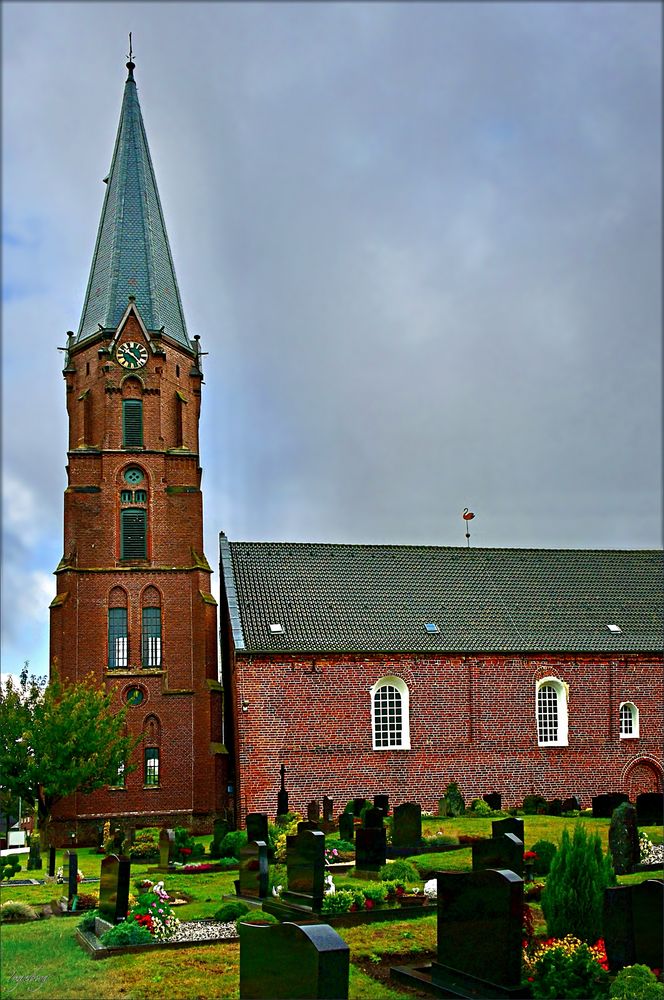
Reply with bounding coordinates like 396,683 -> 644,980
55,866 -> 84,884
325,847 -> 339,866
639,831 -> 664,866
125,880 -> 180,940
523,935 -> 609,1000
423,879 -> 437,899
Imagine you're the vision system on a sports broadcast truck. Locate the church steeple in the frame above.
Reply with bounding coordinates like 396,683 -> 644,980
76,53 -> 191,350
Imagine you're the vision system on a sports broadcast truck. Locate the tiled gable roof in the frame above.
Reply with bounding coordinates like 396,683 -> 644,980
220,538 -> 663,654
76,62 -> 191,350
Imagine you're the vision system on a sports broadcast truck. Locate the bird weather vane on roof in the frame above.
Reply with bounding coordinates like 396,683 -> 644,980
462,508 -> 475,547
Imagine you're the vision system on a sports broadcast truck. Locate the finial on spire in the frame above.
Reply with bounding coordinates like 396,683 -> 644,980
126,32 -> 135,78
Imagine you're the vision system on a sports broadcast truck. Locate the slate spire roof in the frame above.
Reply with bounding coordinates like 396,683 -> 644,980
76,57 -> 192,350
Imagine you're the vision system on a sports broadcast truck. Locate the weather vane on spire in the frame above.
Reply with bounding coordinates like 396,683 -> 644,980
128,32 -> 133,63
462,508 -> 475,547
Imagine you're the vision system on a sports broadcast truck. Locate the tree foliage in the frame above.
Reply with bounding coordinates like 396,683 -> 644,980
541,823 -> 616,943
0,664 -> 139,847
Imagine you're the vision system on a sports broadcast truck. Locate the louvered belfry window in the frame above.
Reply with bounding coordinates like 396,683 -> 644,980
142,607 -> 162,667
121,508 -> 147,559
123,399 -> 143,447
108,608 -> 128,668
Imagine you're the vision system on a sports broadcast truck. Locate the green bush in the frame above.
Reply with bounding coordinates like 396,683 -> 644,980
216,856 -> 240,869
268,863 -> 287,895
381,879 -> 406,899
422,833 -> 457,847
609,802 -> 640,875
219,830 -> 248,858
443,782 -> 465,816
128,840 -> 159,861
213,901 -> 249,922
100,920 -> 154,947
470,798 -> 492,816
0,900 -> 38,922
523,794 -> 547,815
237,910 -> 279,928
321,889 -> 355,915
1,855 -> 22,881
362,884 -> 387,904
77,908 -> 99,932
609,965 -> 664,1000
530,839 -> 557,875
325,838 -> 354,854
541,824 -> 615,942
379,859 -> 419,882
530,941 -> 610,999
274,811 -> 303,830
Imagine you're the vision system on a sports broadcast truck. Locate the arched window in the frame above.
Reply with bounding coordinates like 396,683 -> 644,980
108,587 -> 128,669
619,702 -> 639,739
143,714 -> 161,787
370,676 -> 410,750
142,586 -> 162,667
122,399 -> 143,447
121,508 -> 147,559
536,677 -> 568,746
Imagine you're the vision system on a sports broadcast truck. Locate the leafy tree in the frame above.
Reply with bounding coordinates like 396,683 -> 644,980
0,664 -> 139,849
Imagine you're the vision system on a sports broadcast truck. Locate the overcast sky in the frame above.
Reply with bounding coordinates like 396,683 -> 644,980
2,2 -> 661,680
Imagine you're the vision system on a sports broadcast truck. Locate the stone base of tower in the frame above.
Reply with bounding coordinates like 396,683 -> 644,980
48,809 -> 234,848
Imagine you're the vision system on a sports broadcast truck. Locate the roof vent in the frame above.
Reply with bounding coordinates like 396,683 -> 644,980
606,624 -> 622,633
424,623 -> 439,633
269,623 -> 284,634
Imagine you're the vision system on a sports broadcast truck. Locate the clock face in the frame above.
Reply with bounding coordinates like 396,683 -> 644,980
116,341 -> 148,369
124,467 -> 144,485
125,686 -> 145,707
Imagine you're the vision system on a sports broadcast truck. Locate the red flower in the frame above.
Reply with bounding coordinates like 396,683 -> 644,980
364,899 -> 374,910
524,851 -> 538,860
180,847 -> 192,855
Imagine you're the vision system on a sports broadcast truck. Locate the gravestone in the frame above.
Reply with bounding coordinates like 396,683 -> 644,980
562,796 -> 580,812
246,813 -> 269,844
239,840 -> 269,900
432,869 -> 524,997
352,798 -> 367,817
338,813 -> 354,843
212,817 -> 229,856
483,793 -> 502,811
27,841 -> 42,871
546,799 -> 563,816
64,850 -> 78,902
98,853 -> 131,924
48,846 -> 56,877
263,825 -> 326,920
322,797 -> 334,823
604,879 -> 664,972
362,807 -> 384,830
277,764 -> 289,817
306,800 -> 320,823
636,792 -> 664,826
159,828 -> 175,871
592,792 -> 628,818
355,822 -> 387,872
392,802 -> 422,850
239,920 -> 350,999
492,816 -> 525,843
472,833 -> 524,878
111,827 -> 124,852
373,794 -> 389,815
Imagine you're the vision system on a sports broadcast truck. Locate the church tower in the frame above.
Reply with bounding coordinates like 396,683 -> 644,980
49,55 -> 225,843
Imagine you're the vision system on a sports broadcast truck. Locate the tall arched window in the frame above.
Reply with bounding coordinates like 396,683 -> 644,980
122,399 -> 143,447
142,586 -> 162,667
143,714 -> 161,787
121,508 -> 147,559
108,587 -> 128,669
536,677 -> 569,746
619,702 -> 639,738
371,676 -> 410,750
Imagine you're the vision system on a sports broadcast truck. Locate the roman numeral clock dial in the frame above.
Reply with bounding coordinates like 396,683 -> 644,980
116,341 -> 148,369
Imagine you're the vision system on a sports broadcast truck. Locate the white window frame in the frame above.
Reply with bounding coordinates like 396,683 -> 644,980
370,675 -> 410,751
535,677 -> 568,747
619,702 -> 639,739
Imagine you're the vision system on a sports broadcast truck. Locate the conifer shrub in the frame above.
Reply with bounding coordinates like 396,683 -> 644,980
213,901 -> 249,922
219,830 -> 248,858
100,920 -> 154,946
530,839 -> 557,875
379,859 -> 419,882
523,794 -> 547,815
609,965 -> 664,1000
236,910 -> 279,928
1,855 -> 22,881
608,802 -> 640,875
470,798 -> 492,816
541,824 -> 615,942
443,782 -> 465,817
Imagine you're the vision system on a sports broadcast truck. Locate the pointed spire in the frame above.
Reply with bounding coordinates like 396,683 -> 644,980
76,49 -> 192,350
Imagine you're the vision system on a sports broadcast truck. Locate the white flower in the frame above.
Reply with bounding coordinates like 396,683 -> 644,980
423,879 -> 437,898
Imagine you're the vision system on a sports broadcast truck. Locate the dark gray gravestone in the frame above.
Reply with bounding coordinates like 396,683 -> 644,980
277,764 -> 289,817
352,798 -> 366,816
636,792 -> 664,826
592,793 -> 629,818
562,796 -> 580,812
159,828 -> 175,871
492,816 -> 525,843
355,826 -> 386,871
98,853 -> 131,924
437,797 -> 448,817
472,834 -> 524,878
373,794 -> 389,815
483,793 -> 502,811
338,813 -> 354,843
547,799 -> 563,816
632,879 -> 664,969
48,846 -> 56,877
392,802 -> 422,849
27,841 -> 42,871
322,797 -> 334,823
283,825 -> 326,910
239,840 -> 268,900
246,813 -> 269,844
363,808 -> 384,830
433,869 -> 524,997
64,850 -> 78,902
307,800 -> 320,823
239,920 -> 350,999
604,886 -> 635,971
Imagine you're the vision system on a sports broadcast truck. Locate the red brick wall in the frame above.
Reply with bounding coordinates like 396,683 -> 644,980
50,312 -> 226,842
229,651 -> 663,824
